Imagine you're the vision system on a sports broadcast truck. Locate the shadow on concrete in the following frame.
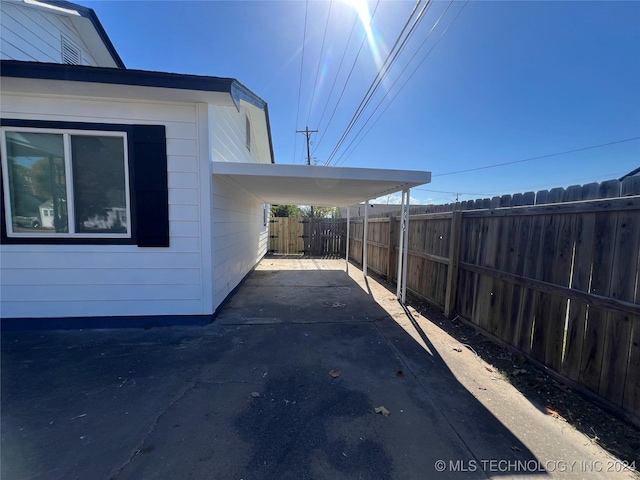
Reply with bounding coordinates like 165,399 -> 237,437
235,367 -> 394,479
404,295 -> 640,468
1,266 -> 545,479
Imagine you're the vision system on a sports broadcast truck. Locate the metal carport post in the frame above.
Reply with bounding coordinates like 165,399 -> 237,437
363,199 -> 369,277
396,189 -> 410,304
345,207 -> 350,273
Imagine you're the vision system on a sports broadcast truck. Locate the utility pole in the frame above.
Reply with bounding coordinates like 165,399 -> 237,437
296,126 -> 318,165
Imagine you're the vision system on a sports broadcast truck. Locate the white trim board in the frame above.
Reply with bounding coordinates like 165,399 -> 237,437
211,162 -> 431,207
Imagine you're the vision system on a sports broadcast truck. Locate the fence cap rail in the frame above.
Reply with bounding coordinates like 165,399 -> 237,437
462,195 -> 640,217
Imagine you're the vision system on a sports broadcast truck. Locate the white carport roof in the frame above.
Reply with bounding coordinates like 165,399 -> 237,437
211,162 -> 431,207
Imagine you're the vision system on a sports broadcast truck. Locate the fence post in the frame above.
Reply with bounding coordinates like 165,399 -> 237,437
388,215 -> 397,280
444,210 -> 462,318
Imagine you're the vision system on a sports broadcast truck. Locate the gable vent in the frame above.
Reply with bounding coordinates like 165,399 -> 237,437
61,36 -> 81,65
245,114 -> 251,152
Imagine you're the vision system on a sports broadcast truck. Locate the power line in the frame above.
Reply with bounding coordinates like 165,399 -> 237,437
293,0 -> 310,164
313,9 -> 359,141
335,0 -> 463,166
487,170 -> 634,194
306,0 -> 333,126
434,136 -> 640,177
312,0 -> 382,155
325,0 -> 428,164
325,0 -> 435,166
414,188 -> 498,196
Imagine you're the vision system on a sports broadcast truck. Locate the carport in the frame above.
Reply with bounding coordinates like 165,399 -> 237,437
212,162 -> 431,303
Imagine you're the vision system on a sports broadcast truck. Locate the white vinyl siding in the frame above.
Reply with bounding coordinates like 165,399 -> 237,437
0,92 -> 211,318
210,175 -> 268,310
207,100 -> 269,307
209,105 -> 262,164
0,2 -> 98,66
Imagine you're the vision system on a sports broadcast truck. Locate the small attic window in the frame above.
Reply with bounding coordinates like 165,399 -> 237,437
61,36 -> 81,65
245,114 -> 251,152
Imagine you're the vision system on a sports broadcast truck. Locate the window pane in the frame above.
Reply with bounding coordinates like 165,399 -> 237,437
5,132 -> 69,233
71,135 -> 128,234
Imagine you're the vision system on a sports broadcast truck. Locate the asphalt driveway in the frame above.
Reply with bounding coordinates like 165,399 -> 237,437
1,258 -> 633,479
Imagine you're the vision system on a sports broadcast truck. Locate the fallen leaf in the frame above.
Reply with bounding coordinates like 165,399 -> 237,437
485,367 -> 493,372
250,392 -> 260,398
453,347 -> 463,352
544,406 -> 566,421
374,406 -> 390,416
329,369 -> 342,378
395,370 -> 404,378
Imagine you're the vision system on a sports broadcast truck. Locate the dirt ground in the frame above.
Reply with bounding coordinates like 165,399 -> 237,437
403,293 -> 640,471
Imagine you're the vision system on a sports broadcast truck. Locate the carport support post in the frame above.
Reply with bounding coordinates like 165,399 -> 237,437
401,189 -> 410,303
363,199 -> 369,277
396,189 -> 410,303
345,207 -> 350,273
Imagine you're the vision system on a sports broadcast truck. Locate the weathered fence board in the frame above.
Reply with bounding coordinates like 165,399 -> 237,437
270,218 -> 344,255
343,177 -> 640,424
366,219 -> 390,277
348,220 -> 364,265
580,210 -> 620,392
599,208 -> 639,404
625,318 -> 640,413
303,218 -> 345,256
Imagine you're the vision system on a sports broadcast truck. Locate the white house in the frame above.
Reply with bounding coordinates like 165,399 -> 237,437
0,0 -> 431,328
0,0 -> 124,67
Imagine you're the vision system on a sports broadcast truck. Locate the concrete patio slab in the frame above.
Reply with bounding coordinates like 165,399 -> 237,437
1,259 -> 635,479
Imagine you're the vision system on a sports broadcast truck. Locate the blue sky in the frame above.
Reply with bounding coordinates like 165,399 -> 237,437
83,0 -> 640,204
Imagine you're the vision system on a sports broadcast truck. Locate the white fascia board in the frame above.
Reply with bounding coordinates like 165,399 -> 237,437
70,17 -> 118,68
211,162 -> 431,207
212,162 -> 431,183
0,77 -> 234,106
22,0 -> 80,16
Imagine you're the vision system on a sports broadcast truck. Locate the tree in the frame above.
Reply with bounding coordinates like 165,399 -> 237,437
270,205 -> 302,217
300,206 -> 340,218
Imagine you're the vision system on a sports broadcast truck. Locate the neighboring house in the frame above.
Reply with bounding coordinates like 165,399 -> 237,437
339,204 -> 420,218
0,0 -> 431,327
38,199 -> 54,228
339,204 -> 433,218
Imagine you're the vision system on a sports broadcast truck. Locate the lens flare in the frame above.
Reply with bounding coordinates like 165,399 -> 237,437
342,0 -> 385,71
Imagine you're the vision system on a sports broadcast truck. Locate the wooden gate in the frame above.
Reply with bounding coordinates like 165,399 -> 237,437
269,217 -> 345,255
302,218 -> 346,256
269,217 -> 304,254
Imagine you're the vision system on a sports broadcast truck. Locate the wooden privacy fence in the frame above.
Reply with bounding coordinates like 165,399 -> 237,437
347,178 -> 640,424
269,217 -> 345,256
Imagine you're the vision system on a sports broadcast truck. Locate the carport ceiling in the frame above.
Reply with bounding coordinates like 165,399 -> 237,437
212,162 -> 431,207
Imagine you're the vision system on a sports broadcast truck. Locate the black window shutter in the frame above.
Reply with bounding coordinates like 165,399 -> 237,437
131,125 -> 169,247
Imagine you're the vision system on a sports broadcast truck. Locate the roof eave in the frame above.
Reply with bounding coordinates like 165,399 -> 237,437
1,60 -> 276,164
23,0 -> 126,68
